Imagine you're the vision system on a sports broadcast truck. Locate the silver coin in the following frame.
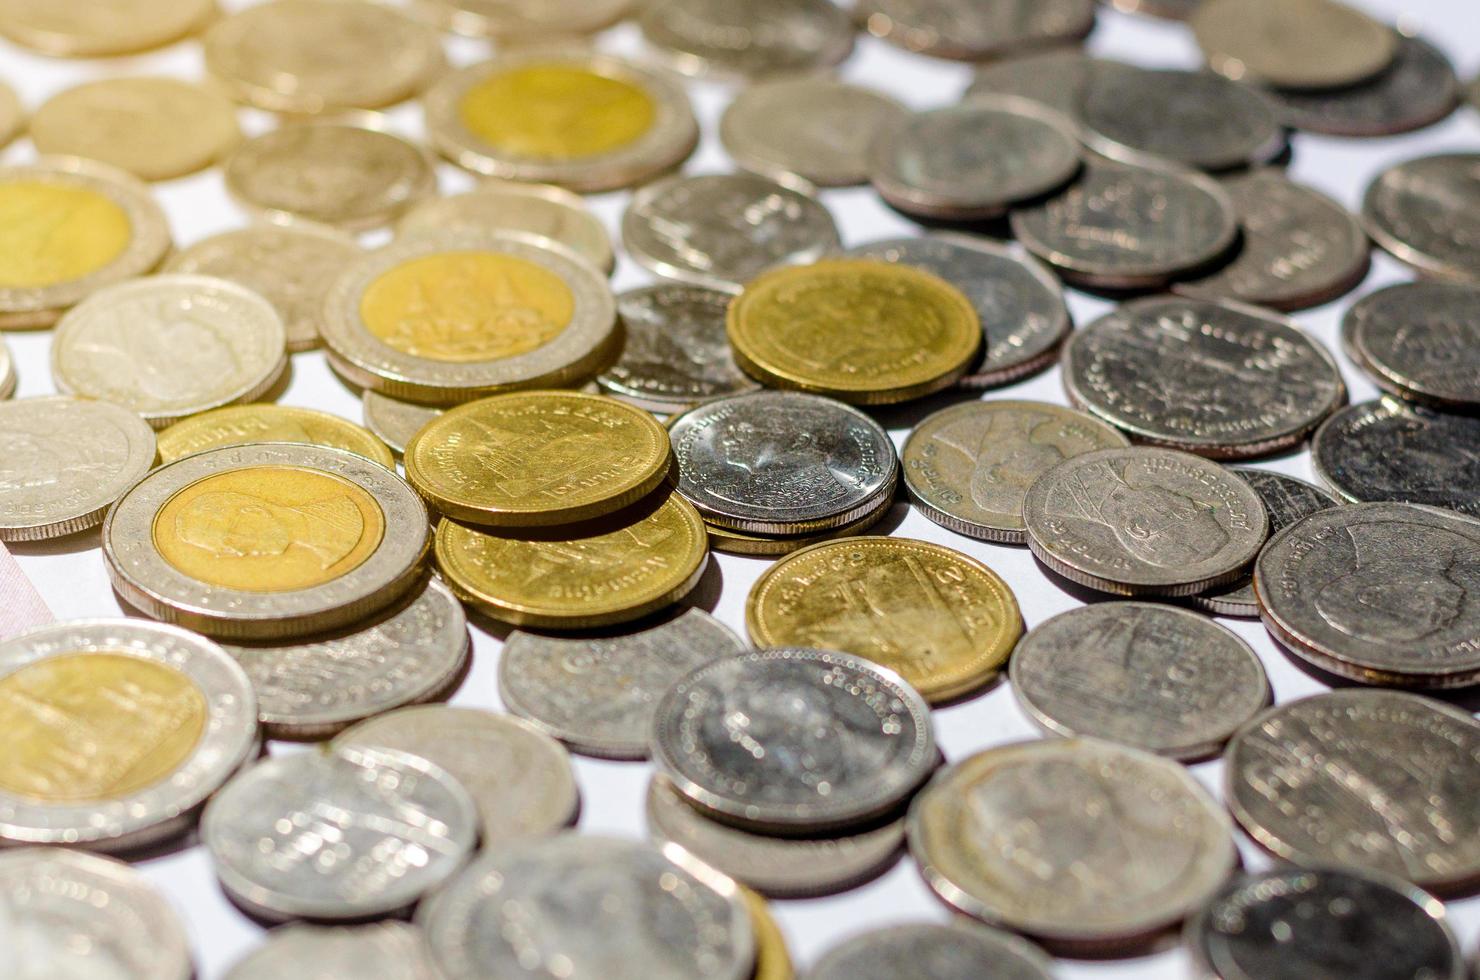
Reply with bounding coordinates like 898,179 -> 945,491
202,744 -> 478,921
809,922 -> 1055,980
225,922 -> 441,980
668,391 -> 897,535
1311,398 -> 1480,517
1224,689 -> 1480,892
361,390 -> 443,456
0,336 -> 13,399
639,0 -> 854,78
1023,446 -> 1268,596
965,49 -> 1102,123
1363,153 -> 1480,283
651,648 -> 936,833
418,835 -> 754,980
857,0 -> 1095,61
622,173 -> 839,293
0,848 -> 192,980
845,235 -> 1072,388
500,608 -> 748,759
1064,297 -> 1346,458
1341,282 -> 1480,411
336,705 -> 579,845
1009,602 -> 1269,760
596,284 -> 760,413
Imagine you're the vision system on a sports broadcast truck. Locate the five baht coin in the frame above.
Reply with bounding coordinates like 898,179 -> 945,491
158,404 -> 394,468
226,922 -> 441,980
639,0 -> 854,79
0,619 -> 258,852
410,0 -> 631,39
856,0 -> 1094,61
1311,399 -> 1480,517
361,390 -> 443,455
809,923 -> 1054,980
1191,0 -> 1397,90
1341,282 -> 1480,411
1363,154 -> 1480,283
0,0 -> 215,56
103,443 -> 431,640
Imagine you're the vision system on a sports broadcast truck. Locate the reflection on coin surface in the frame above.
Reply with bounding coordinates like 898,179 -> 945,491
1009,602 -> 1268,760
1342,283 -> 1480,411
158,404 -> 394,469
411,0 -> 631,38
1362,153 -> 1480,282
361,390 -> 443,455
1311,399 -> 1480,516
721,78 -> 904,187
857,0 -> 1095,60
1263,35 -> 1460,137
0,0 -> 215,56
398,180 -> 614,273
1191,0 -> 1397,90
225,922 -> 441,980
1224,690 -> 1480,892
640,0 -> 854,78
809,922 -> 1054,980
965,49 -> 1101,122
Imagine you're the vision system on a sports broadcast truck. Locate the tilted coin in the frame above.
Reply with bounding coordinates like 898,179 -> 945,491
652,648 -> 936,833
1342,282 -> 1480,410
0,336 -> 14,399
809,922 -> 1054,980
1009,602 -> 1269,760
0,79 -> 20,149
409,0 -> 631,39
856,0 -> 1095,61
361,390 -> 443,455
52,275 -> 287,429
0,397 -> 155,541
1263,35 -> 1459,137
742,888 -> 793,980
1191,0 -> 1397,90
1311,399 -> 1480,517
0,619 -> 258,851
1023,447 -> 1268,596
965,48 -> 1101,123
1362,153 -> 1480,282
203,745 -> 477,921
1063,297 -> 1346,458
158,404 -> 394,469
104,443 -> 431,640
225,922 -> 441,980
908,738 -> 1236,946
623,173 -> 840,293
640,0 -> 854,78
500,608 -> 748,759
337,705 -> 579,845
424,51 -> 698,192
0,0 -> 214,56
1224,690 -> 1480,892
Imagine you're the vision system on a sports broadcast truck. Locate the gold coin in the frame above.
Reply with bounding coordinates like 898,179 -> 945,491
727,260 -> 981,405
0,80 -> 23,149
746,536 -> 1023,702
0,0 -> 215,57
435,491 -> 709,628
462,63 -> 656,159
741,887 -> 795,980
706,496 -> 895,557
407,390 -> 671,527
157,404 -> 395,469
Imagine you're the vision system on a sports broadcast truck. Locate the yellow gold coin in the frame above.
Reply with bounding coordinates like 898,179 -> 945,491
741,887 -> 795,980
746,536 -> 1023,702
727,259 -> 982,405
157,404 -> 395,469
0,0 -> 216,57
460,64 -> 656,159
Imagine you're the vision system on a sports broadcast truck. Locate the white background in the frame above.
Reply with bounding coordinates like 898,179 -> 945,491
5,0 -> 1480,975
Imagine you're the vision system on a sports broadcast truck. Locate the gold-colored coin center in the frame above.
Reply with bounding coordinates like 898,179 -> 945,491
458,65 -> 657,160
770,276 -> 951,370
0,181 -> 132,288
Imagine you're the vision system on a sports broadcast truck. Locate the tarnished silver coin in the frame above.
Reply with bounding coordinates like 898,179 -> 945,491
965,49 -> 1102,123
1341,282 -> 1480,411
639,0 -> 854,78
623,173 -> 839,293
1009,602 -> 1269,760
1311,399 -> 1480,517
225,922 -> 441,980
500,609 -> 748,759
668,391 -> 898,535
651,648 -> 936,833
1225,690 -> 1480,892
1064,297 -> 1346,458
809,922 -> 1055,980
1191,0 -> 1397,91
1363,153 -> 1480,283
361,390 -> 443,456
1023,446 -> 1268,596
202,744 -> 478,921
857,0 -> 1095,61
418,835 -> 754,980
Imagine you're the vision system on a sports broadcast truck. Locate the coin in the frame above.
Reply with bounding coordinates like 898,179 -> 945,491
742,888 -> 794,980
669,391 -> 897,534
0,79 -> 20,149
640,0 -> 854,78
419,835 -> 754,980
435,491 -> 709,628
809,922 -> 1055,980
406,390 -> 671,527
410,0 -> 632,39
224,578 -> 469,740
720,78 -> 904,188
361,390 -> 443,455
1224,689 -> 1480,892
1101,0 -> 1199,17
225,922 -> 441,980
164,224 -> 362,352
965,48 -> 1101,123
747,537 -> 1022,702
225,123 -> 437,231
1009,602 -> 1269,760
1023,447 -> 1268,596
705,497 -> 896,557
908,738 -> 1236,946
500,608 -> 748,759
52,275 -> 287,429
1191,0 -> 1397,90
857,0 -> 1095,61
0,0 -> 214,56
425,51 -> 698,192
1311,399 -> 1480,517
1342,282 -> 1480,411
624,173 -> 840,293
1063,297 -> 1346,458
0,619 -> 258,851
322,230 -> 618,405
845,236 -> 1072,388
0,849 -> 192,980
104,443 -> 431,640
158,404 -> 394,469
652,648 -> 936,833
1362,153 -> 1480,282
0,336 -> 14,399
727,260 -> 981,405
903,401 -> 1129,544
336,705 -> 579,845
0,397 -> 155,542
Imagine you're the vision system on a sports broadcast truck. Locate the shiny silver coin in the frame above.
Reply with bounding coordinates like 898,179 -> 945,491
1362,153 -> 1480,283
651,648 -> 936,834
202,744 -> 479,921
965,49 -> 1102,123
857,0 -> 1095,61
500,609 -> 748,759
1311,399 -> 1480,517
639,0 -> 854,78
1224,690 -> 1480,892
1341,282 -> 1480,411
225,922 -> 441,980
361,390 -> 442,456
809,921 -> 1055,980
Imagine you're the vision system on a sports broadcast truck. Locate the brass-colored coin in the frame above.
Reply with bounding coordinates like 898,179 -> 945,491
706,496 -> 895,557
0,0 -> 215,57
746,536 -> 1023,702
361,390 -> 443,456
30,77 -> 241,182
158,404 -> 395,469
741,887 -> 795,980
410,0 -> 632,40
727,260 -> 981,405
0,80 -> 23,149
1191,0 -> 1397,91
407,390 -> 671,527
435,491 -> 709,628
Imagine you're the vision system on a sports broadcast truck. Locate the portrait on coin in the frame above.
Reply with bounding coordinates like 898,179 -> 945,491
1314,519 -> 1473,644
931,408 -> 1073,514
1048,459 -> 1230,567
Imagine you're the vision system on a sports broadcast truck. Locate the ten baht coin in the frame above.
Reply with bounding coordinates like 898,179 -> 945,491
0,0 -> 215,57
1311,398 -> 1480,517
1362,153 -> 1480,283
809,923 -> 1054,980
225,922 -> 442,980
158,404 -> 394,469
103,443 -> 431,641
0,619 -> 258,852
639,0 -> 854,79
1341,282 -> 1480,411
361,390 -> 443,455
1191,0 -> 1397,91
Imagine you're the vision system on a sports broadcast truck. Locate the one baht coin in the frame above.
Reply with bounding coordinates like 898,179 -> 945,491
103,443 -> 431,640
1191,0 -> 1397,90
1362,154 -> 1480,283
0,619 -> 258,852
0,0 -> 215,56
1311,399 -> 1480,517
1341,282 -> 1480,412
322,230 -> 618,405
225,923 -> 441,980
639,0 -> 854,79
158,404 -> 394,469
361,390 -> 443,455
409,0 -> 631,39
809,923 -> 1054,980
856,0 -> 1095,61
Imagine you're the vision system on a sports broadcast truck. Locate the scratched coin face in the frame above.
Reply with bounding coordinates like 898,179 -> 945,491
1362,153 -> 1480,283
639,0 -> 855,78
809,922 -> 1055,980
1341,283 -> 1480,411
1311,399 -> 1480,517
225,922 -> 442,980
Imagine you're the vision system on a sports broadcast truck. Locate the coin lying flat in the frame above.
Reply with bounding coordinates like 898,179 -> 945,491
721,78 -> 904,188
1224,690 -> 1480,892
704,498 -> 895,557
0,79 -> 19,149
1192,0 -> 1397,90
1342,283 -> 1480,411
410,0 -> 631,38
1362,153 -> 1480,283
158,404 -> 394,469
0,0 -> 215,56
908,738 -> 1236,946
399,181 -> 614,274
640,0 -> 854,78
809,922 -> 1054,980
1311,399 -> 1480,517
1264,35 -> 1459,137
361,390 -> 442,455
0,619 -> 258,851
857,0 -> 1095,61
225,922 -> 441,980
1102,0 -> 1199,18
965,48 -> 1101,123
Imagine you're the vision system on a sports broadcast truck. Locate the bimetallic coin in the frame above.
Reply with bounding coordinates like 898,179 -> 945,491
0,0 -> 214,56
1362,153 -> 1480,282
225,922 -> 441,980
1342,283 -> 1480,411
410,0 -> 631,39
640,0 -> 854,78
399,181 -> 614,274
1225,690 -> 1480,892
857,0 -> 1095,61
965,49 -> 1101,123
361,390 -> 442,455
1311,399 -> 1480,517
809,922 -> 1054,980
0,619 -> 257,852
158,405 -> 393,469
1264,35 -> 1459,137
1191,0 -> 1397,90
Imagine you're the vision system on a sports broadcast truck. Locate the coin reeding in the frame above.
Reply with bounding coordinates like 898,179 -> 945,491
706,492 -> 896,557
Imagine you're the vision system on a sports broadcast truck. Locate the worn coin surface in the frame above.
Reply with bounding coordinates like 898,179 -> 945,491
158,404 -> 394,469
361,390 -> 443,455
965,49 -> 1101,123
704,497 -> 895,557
809,922 -> 1055,980
857,0 -> 1095,61
1311,399 -> 1480,517
1191,0 -> 1397,90
410,0 -> 631,38
1362,153 -> 1480,283
1264,35 -> 1459,137
225,922 -> 441,980
0,0 -> 215,56
1342,282 -> 1480,411
652,648 -> 936,832
721,78 -> 904,188
1224,690 -> 1480,892
640,0 -> 854,78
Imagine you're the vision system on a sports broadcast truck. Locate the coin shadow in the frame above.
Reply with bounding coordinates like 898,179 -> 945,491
7,525 -> 104,557
257,357 -> 295,404
870,386 -> 990,433
873,200 -> 1016,240
1267,631 -> 1480,711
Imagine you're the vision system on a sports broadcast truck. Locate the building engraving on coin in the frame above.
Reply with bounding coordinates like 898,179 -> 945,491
1311,399 -> 1480,516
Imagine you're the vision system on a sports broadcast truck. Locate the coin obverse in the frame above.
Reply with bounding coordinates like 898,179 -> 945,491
809,922 -> 1055,980
224,922 -> 442,980
857,0 -> 1095,61
1342,282 -> 1480,411
639,0 -> 855,79
1362,153 -> 1480,283
1311,399 -> 1480,517
721,78 -> 905,187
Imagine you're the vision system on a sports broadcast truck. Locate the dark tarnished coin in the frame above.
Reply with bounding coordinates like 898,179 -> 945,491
1341,283 -> 1480,411
1311,399 -> 1480,517
1191,0 -> 1398,91
856,0 -> 1095,61
965,49 -> 1102,123
809,922 -> 1055,980
639,0 -> 854,79
1362,154 -> 1480,283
